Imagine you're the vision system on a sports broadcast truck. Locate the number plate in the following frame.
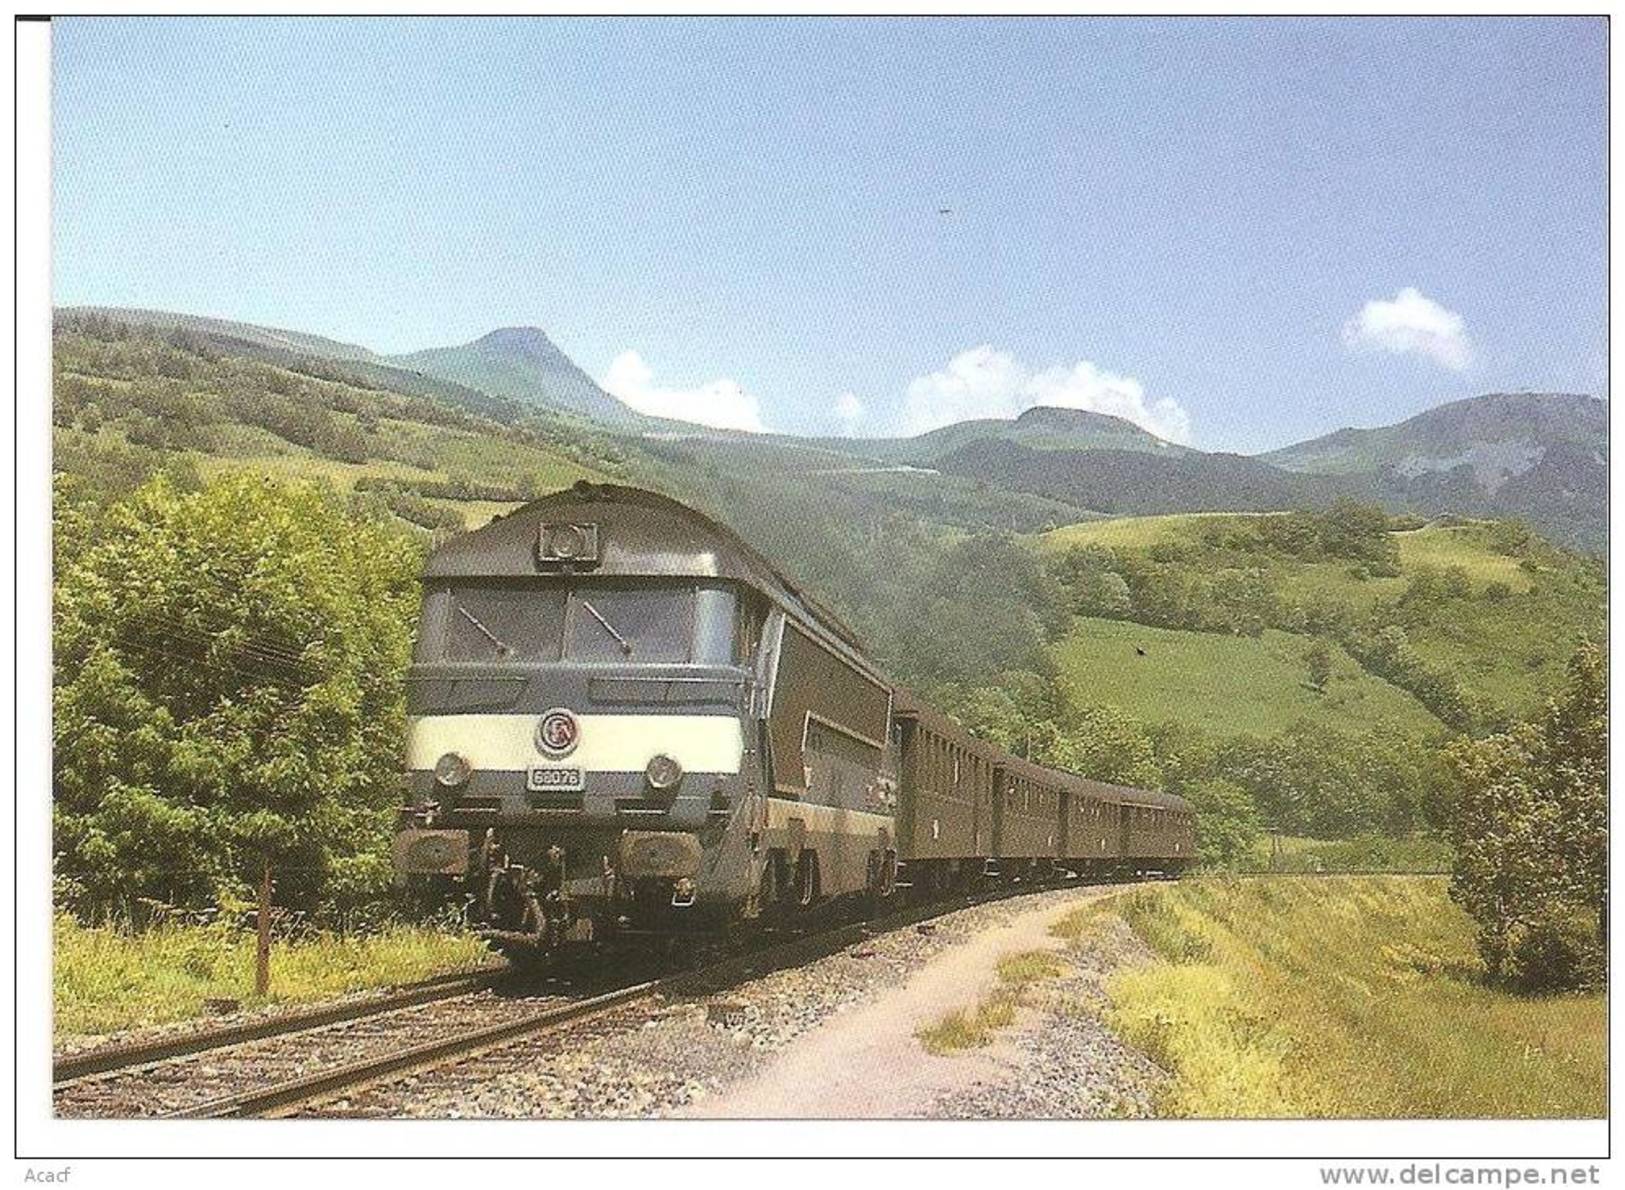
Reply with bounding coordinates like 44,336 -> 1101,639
527,766 -> 585,792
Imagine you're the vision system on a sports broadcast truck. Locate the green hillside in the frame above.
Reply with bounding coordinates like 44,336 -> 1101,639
52,322 -> 618,533
1038,511 -> 1603,722
1055,618 -> 1444,738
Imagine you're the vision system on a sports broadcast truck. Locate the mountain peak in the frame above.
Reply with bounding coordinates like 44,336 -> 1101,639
388,326 -> 644,428
471,326 -> 565,359
1014,404 -> 1149,432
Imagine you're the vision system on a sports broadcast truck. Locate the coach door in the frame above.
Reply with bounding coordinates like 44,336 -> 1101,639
1057,791 -> 1070,859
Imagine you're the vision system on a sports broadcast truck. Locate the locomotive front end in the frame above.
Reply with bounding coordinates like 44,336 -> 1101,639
393,487 -> 769,953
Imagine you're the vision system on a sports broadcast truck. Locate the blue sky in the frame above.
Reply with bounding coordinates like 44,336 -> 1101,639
54,17 -> 1606,451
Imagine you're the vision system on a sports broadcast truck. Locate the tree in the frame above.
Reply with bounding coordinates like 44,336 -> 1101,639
1184,778 -> 1262,867
53,474 -> 424,921
1446,642 -> 1606,989
1043,703 -> 1161,788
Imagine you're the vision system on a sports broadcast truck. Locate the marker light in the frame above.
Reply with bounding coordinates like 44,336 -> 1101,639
434,752 -> 471,788
645,753 -> 684,791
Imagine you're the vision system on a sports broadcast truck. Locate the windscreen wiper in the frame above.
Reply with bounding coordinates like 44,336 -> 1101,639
457,606 -> 512,657
578,598 -> 634,656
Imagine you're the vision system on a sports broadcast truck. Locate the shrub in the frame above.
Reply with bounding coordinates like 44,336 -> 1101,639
1447,644 -> 1606,990
53,474 -> 424,919
1503,905 -> 1603,993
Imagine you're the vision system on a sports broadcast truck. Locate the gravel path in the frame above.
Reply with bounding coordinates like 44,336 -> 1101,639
308,882 -> 1164,1120
928,913 -> 1169,1118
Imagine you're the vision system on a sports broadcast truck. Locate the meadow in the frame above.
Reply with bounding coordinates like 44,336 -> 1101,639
1075,877 -> 1605,1118
1038,513 -> 1602,720
54,914 -> 491,1039
1053,617 -> 1443,737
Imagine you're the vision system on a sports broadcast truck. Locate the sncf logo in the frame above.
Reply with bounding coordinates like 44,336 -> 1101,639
535,708 -> 580,757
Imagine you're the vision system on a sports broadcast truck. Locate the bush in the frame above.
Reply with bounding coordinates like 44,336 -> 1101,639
1447,643 -> 1606,991
1503,905 -> 1603,993
1185,778 -> 1261,868
53,474 -> 424,919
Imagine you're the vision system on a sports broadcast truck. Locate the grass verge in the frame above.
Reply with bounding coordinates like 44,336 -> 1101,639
917,949 -> 1067,1055
1099,877 -> 1604,1118
54,914 -> 490,1038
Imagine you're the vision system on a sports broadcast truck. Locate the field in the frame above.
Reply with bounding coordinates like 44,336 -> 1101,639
1039,514 -> 1529,607
54,915 -> 491,1039
1054,617 -> 1444,737
1081,877 -> 1604,1118
1039,511 -> 1267,553
1037,513 -> 1603,719
194,426 -> 601,529
1394,524 -> 1534,593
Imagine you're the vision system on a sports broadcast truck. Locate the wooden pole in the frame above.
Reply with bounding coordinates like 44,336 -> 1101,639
255,858 -> 272,998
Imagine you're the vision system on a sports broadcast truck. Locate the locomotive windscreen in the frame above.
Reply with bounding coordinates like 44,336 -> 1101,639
422,580 -> 744,666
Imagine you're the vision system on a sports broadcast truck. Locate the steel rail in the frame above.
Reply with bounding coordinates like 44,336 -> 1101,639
164,979 -> 661,1119
53,968 -> 505,1085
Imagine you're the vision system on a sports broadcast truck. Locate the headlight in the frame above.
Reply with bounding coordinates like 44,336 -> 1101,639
645,753 -> 683,791
434,752 -> 472,788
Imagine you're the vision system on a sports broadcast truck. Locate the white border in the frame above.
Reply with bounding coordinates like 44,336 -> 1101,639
14,9 -> 1617,1174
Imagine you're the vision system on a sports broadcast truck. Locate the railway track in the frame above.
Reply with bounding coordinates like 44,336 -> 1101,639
53,967 -> 506,1084
54,874 -> 1160,1120
168,979 -> 662,1119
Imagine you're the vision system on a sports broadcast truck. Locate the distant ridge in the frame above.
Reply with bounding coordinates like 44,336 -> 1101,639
796,404 -> 1188,465
388,327 -> 644,428
60,306 -> 381,363
1262,392 -> 1605,490
53,307 -> 1607,551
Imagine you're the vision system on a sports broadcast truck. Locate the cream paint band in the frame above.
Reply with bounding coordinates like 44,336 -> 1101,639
765,796 -> 894,834
406,713 -> 744,775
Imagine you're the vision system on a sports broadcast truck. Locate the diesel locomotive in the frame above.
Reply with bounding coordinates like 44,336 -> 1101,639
393,483 -> 1194,952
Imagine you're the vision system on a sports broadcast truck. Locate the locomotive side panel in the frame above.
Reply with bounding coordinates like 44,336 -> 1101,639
766,621 -> 891,796
762,620 -> 896,899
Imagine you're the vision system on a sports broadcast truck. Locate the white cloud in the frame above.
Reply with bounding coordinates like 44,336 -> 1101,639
600,350 -> 766,432
1342,287 -> 1473,371
901,344 -> 1192,445
832,391 -> 865,428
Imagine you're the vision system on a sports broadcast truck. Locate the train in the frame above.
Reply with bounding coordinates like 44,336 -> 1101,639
393,483 -> 1195,953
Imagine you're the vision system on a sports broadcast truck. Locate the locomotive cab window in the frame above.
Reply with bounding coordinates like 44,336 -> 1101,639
430,580 -> 747,666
